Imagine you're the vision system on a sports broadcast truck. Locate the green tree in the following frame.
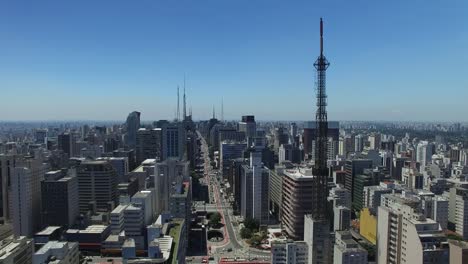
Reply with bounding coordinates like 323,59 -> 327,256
209,212 -> 222,226
250,234 -> 263,246
240,228 -> 252,239
244,218 -> 259,231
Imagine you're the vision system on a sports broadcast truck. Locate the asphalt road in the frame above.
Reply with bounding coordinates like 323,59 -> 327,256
196,131 -> 270,261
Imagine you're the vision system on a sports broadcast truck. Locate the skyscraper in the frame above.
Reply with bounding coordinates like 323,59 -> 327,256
77,160 -> 118,213
41,170 -> 79,228
125,111 -> 141,148
0,154 -> 17,221
238,115 -> 256,146
136,128 -> 163,164
162,122 -> 185,160
58,133 -> 73,157
241,150 -> 269,225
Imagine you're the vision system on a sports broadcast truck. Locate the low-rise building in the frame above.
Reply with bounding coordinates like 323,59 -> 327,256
271,240 -> 308,264
33,241 -> 79,264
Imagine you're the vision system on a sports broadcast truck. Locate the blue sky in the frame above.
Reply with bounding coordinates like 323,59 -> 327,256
0,0 -> 467,121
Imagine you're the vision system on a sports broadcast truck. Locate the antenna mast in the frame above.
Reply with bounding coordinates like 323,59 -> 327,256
183,75 -> 187,120
312,17 -> 330,220
177,86 -> 180,121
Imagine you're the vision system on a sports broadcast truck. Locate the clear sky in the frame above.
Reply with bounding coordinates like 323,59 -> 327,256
1,0 -> 467,122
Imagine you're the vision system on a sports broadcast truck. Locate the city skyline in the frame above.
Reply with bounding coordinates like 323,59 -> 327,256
1,0 -> 467,121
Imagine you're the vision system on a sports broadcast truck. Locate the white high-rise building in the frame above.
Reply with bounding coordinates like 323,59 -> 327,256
110,204 -> 126,235
10,167 -> 33,237
131,190 -> 154,225
271,240 -> 308,264
377,194 -> 449,263
368,133 -> 381,150
354,134 -> 365,153
333,206 -> 351,231
402,167 -> 424,190
240,151 -> 269,225
416,141 -> 434,169
454,187 -> 468,239
363,182 -> 395,213
278,144 -> 293,164
333,231 -> 368,264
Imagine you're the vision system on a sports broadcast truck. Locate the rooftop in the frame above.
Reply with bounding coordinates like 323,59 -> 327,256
36,226 -> 62,236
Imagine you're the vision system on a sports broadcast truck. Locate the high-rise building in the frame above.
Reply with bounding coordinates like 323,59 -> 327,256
131,190 -> 154,226
153,159 -> 189,215
453,187 -> 468,239
238,115 -> 256,145
58,133 -> 73,157
241,150 -> 269,225
77,160 -> 118,213
416,141 -> 435,169
344,159 -> 373,204
0,154 -> 17,221
274,127 -> 289,154
391,157 -> 407,181
278,144 -> 293,164
362,182 -> 395,213
10,157 -> 47,237
303,214 -> 331,264
354,134 -> 365,153
113,149 -> 137,172
333,206 -> 351,231
41,170 -> 79,228
169,180 -> 192,242
402,166 -> 423,190
136,128 -> 162,164
271,240 -> 308,264
448,240 -> 468,264
162,122 -> 185,160
328,184 -> 351,209
220,141 -> 247,176
125,111 -> 141,148
302,121 -> 339,157
352,170 -> 381,212
0,236 -> 34,264
96,157 -> 129,183
10,167 -> 34,237
368,133 -> 381,150
35,129 -> 48,144
377,194 -> 449,263
333,231 -> 368,264
269,163 -> 294,222
281,167 -> 314,240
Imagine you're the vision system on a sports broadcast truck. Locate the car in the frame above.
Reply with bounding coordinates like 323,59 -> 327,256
227,248 -> 233,252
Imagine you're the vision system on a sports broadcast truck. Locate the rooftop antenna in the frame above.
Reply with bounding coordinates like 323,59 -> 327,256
176,86 -> 180,121
183,75 -> 187,120
221,98 -> 224,122
212,105 -> 215,119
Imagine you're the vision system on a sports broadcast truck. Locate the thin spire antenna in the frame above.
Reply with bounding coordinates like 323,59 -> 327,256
320,17 -> 324,56
183,75 -> 187,120
177,86 -> 180,121
221,98 -> 224,122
